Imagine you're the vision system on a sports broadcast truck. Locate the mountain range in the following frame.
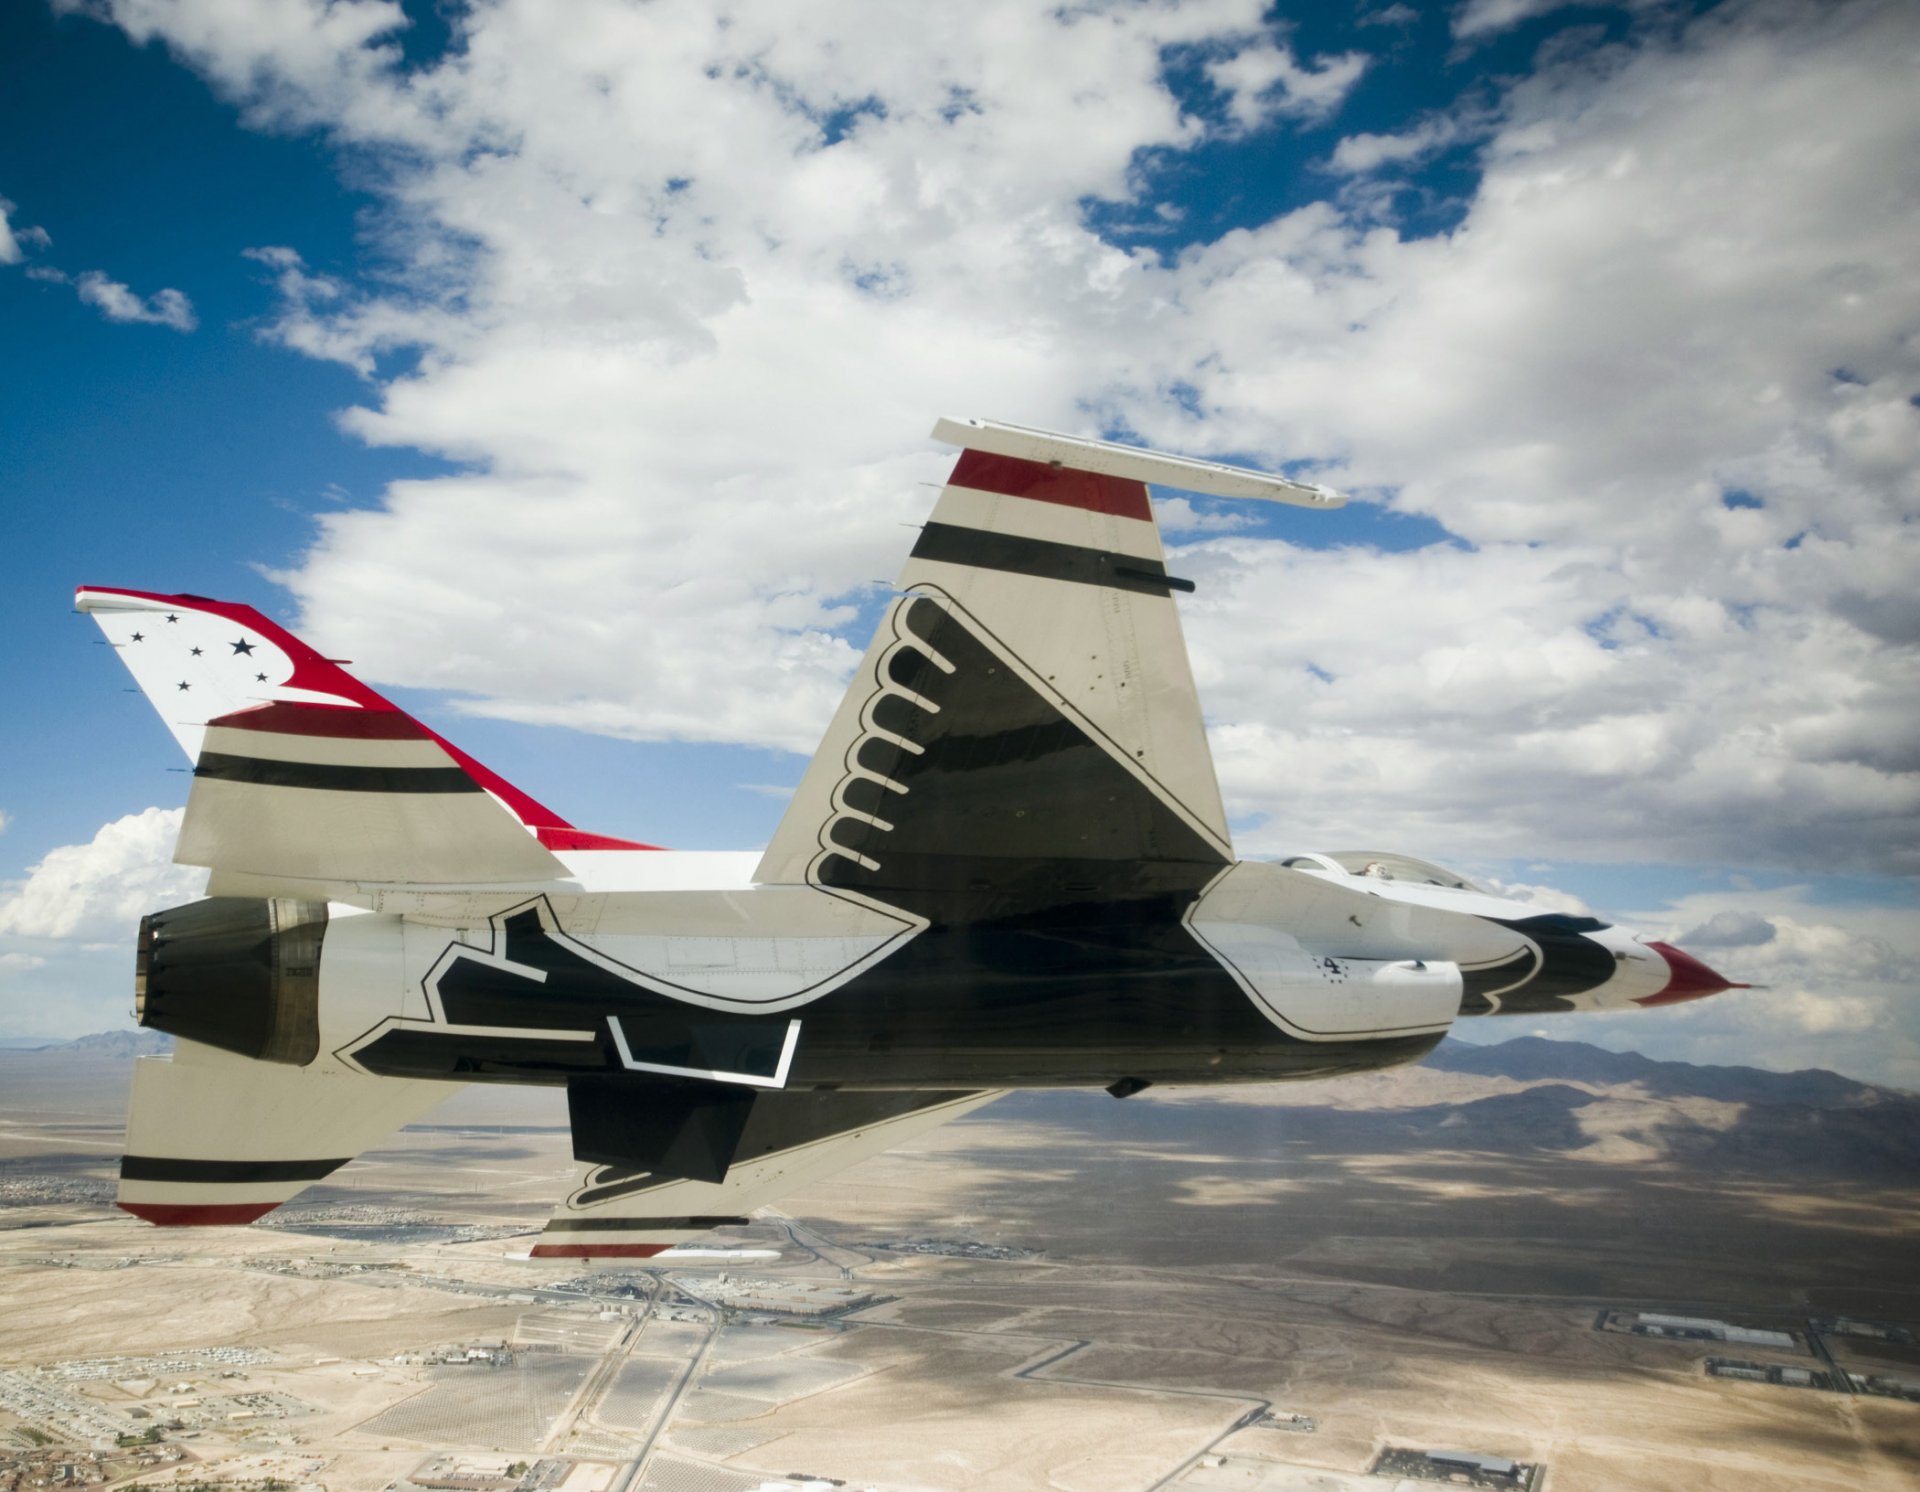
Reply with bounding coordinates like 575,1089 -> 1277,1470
5,1029 -> 1916,1182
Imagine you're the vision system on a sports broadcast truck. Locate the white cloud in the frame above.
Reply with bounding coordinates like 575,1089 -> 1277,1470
1328,116 -> 1461,174
4,195 -> 194,331
1147,1 -> 1920,873
0,199 -> 24,264
0,809 -> 201,1044
72,270 -> 198,332
4,192 -> 194,330
62,0 -> 420,141
1678,909 -> 1776,948
1545,884 -> 1920,1088
1482,879 -> 1595,918
0,808 -> 206,943
1452,0 -> 1578,41
1204,41 -> 1369,131
1438,877 -> 1920,1088
1698,910 -> 1913,986
59,0 -> 1920,889
0,196 -> 50,264
1152,496 -> 1256,536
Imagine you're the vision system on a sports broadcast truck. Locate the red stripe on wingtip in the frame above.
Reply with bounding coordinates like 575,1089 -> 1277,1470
949,450 -> 1151,521
119,1201 -> 279,1227
528,1242 -> 673,1258
208,702 -> 425,739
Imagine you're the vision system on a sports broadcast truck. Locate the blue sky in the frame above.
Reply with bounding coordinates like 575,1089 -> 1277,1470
2,0 -> 1915,1083
0,0 -> 1656,857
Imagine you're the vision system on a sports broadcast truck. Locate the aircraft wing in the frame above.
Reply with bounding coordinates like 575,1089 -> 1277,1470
530,1088 -> 1002,1257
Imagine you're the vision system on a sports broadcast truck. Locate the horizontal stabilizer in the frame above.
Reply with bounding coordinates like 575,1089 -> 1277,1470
119,1040 -> 460,1225
534,1088 -> 1000,1257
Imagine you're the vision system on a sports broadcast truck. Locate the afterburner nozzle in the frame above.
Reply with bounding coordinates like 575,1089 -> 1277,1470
137,897 -> 329,1064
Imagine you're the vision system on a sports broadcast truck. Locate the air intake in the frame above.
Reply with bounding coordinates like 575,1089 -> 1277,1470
135,898 -> 329,1065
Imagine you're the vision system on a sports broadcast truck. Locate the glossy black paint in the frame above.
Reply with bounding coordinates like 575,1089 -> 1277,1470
1484,914 -> 1621,1015
346,900 -> 1442,1087
346,598 -> 1443,1090
194,753 -> 478,793
909,521 -> 1183,598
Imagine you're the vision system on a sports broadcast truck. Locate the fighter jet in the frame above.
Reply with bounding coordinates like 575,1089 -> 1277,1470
77,417 -> 1740,1257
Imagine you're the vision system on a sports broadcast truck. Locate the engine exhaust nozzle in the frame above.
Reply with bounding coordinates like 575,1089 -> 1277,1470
135,897 -> 329,1065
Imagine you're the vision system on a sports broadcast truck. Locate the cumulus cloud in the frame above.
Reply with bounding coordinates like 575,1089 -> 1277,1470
4,193 -> 194,330
1534,885 -> 1920,1088
1152,1 -> 1920,872
1152,496 -> 1257,537
1680,909 -> 1777,949
1483,879 -> 1595,918
58,0 -> 1920,886
1,199 -> 29,264
1328,115 -> 1461,174
1453,0 -> 1578,41
1204,40 -> 1369,131
0,808 -> 206,943
0,196 -> 51,264
1720,913 -> 1913,985
72,270 -> 198,331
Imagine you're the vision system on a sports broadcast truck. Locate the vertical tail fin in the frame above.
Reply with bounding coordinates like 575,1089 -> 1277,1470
755,420 -> 1339,914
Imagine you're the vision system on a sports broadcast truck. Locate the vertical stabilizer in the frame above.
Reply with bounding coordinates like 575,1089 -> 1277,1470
757,420 -> 1336,898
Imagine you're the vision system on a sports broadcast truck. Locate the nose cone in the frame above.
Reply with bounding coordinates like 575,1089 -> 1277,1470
1636,941 -> 1746,1006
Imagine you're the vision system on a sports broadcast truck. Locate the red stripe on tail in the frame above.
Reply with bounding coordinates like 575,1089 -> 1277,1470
949,450 -> 1151,522
210,702 -> 427,739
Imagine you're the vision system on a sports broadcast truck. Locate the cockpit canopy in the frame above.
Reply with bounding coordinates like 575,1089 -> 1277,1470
1279,850 -> 1489,893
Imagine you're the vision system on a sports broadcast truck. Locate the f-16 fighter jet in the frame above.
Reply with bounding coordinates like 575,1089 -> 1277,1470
77,417 -> 1741,1257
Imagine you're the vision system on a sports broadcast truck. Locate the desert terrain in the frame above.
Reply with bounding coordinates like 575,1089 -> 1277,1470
1,1034 -> 1914,1492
